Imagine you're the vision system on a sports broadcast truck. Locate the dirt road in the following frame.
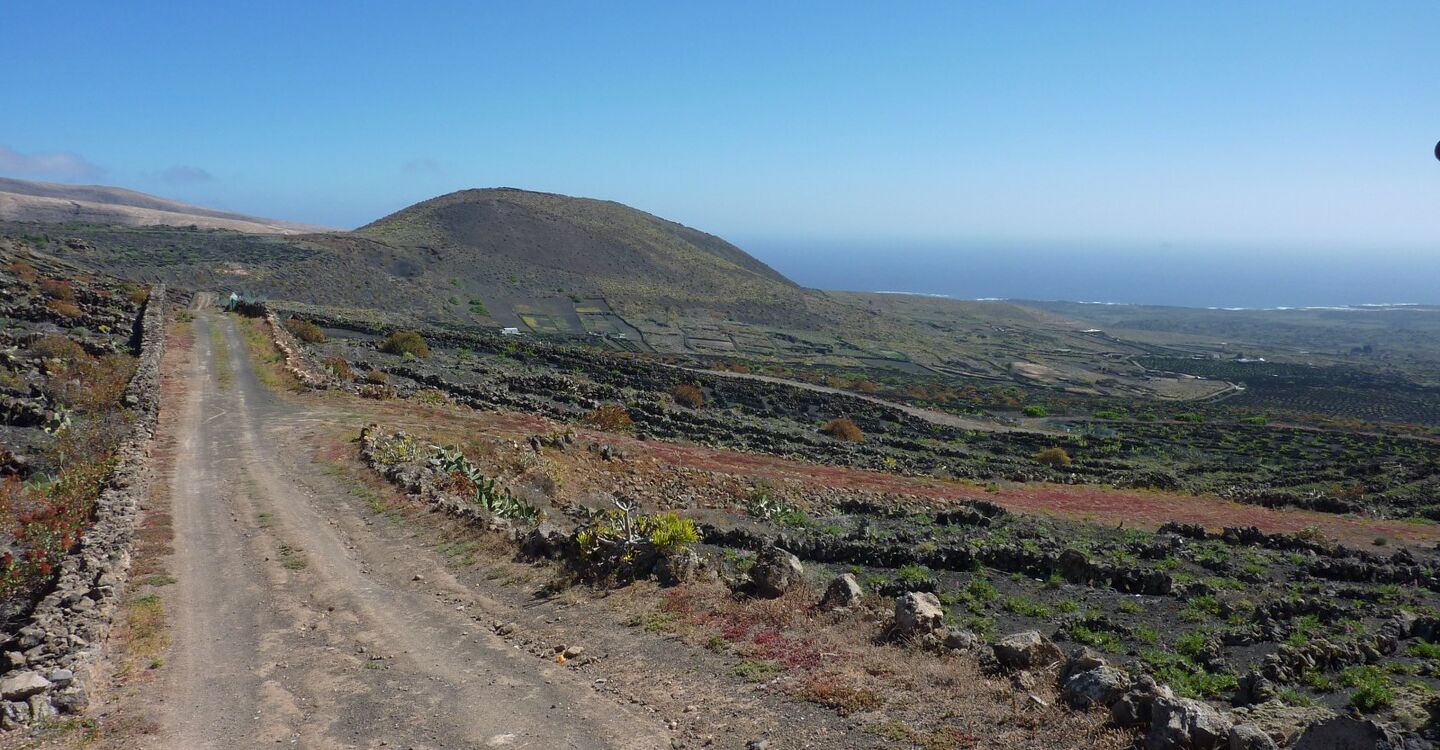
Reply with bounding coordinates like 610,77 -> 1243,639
153,310 -> 672,749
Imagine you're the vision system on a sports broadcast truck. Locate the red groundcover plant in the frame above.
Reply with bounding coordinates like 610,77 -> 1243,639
0,456 -> 115,606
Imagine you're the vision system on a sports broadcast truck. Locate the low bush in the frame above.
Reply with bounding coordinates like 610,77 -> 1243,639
1022,404 -> 1048,417
1342,666 -> 1395,712
574,502 -> 701,581
584,404 -> 634,432
672,383 -> 705,409
5,262 -> 38,282
1033,446 -> 1072,467
39,278 -> 75,301
746,488 -> 808,527
322,356 -> 353,380
379,330 -> 430,358
45,299 -> 83,319
283,318 -> 327,344
819,417 -> 864,442
648,512 -> 700,554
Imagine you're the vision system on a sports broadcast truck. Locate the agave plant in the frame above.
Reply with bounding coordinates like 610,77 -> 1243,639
432,445 -> 541,523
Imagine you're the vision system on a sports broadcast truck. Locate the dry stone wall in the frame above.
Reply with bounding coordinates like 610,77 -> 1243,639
0,286 -> 166,728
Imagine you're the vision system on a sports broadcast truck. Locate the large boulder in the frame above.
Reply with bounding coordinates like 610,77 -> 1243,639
1293,716 -> 1404,750
750,546 -> 804,598
992,631 -> 1062,671
654,548 -> 701,586
1229,701 -> 1335,747
893,592 -> 945,640
0,672 -> 49,701
1227,724 -> 1278,750
942,627 -> 979,652
1062,666 -> 1131,709
1060,646 -> 1108,682
1059,548 -> 1092,583
1147,696 -> 1233,750
818,573 -> 863,611
1112,676 -> 1175,728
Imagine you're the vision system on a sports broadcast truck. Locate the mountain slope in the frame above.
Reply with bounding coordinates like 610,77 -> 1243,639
0,177 -> 331,234
348,188 -> 813,323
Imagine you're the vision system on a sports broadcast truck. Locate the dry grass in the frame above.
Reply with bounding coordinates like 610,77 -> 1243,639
282,317 -> 326,344
44,299 -> 83,319
307,390 -> 1133,749
208,320 -> 232,388
234,315 -> 302,392
38,278 -> 74,301
115,593 -> 168,676
819,417 -> 864,442
583,403 -> 634,432
671,383 -> 705,409
639,579 -> 1132,749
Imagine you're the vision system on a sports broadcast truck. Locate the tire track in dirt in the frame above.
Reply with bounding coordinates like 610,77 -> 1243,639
151,310 -> 673,749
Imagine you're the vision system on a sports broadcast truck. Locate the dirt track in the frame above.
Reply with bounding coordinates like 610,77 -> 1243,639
152,310 -> 673,749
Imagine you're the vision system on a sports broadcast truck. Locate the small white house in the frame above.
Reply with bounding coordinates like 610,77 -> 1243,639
501,327 -> 521,336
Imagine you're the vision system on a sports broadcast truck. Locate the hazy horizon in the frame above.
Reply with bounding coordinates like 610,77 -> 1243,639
749,238 -> 1440,309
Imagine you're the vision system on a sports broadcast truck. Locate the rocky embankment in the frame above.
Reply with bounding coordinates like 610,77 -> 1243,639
0,286 -> 166,728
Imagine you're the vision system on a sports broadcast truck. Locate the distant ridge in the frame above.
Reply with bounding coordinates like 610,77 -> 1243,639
0,177 -> 332,234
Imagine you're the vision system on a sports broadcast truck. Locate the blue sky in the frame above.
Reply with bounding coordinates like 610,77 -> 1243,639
3,2 -> 1438,252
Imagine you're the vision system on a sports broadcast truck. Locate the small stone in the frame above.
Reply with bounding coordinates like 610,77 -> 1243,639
52,686 -> 88,714
563,645 -> 585,659
45,669 -> 73,687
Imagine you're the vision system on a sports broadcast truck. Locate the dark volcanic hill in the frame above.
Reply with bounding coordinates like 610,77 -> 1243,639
342,188 -> 810,323
359,188 -> 792,287
0,177 -> 331,234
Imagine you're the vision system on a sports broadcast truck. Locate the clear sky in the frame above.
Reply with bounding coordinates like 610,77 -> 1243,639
3,2 -> 1438,252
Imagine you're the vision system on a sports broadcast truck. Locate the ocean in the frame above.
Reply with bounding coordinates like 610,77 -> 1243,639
747,239 -> 1440,309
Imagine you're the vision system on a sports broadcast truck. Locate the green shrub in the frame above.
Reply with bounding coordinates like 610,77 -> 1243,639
1022,405 -> 1048,417
746,488 -> 808,527
379,330 -> 430,358
1067,623 -> 1123,651
1002,596 -> 1052,618
1117,599 -> 1144,615
896,564 -> 932,584
1342,666 -> 1394,712
1407,641 -> 1440,659
648,513 -> 700,554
